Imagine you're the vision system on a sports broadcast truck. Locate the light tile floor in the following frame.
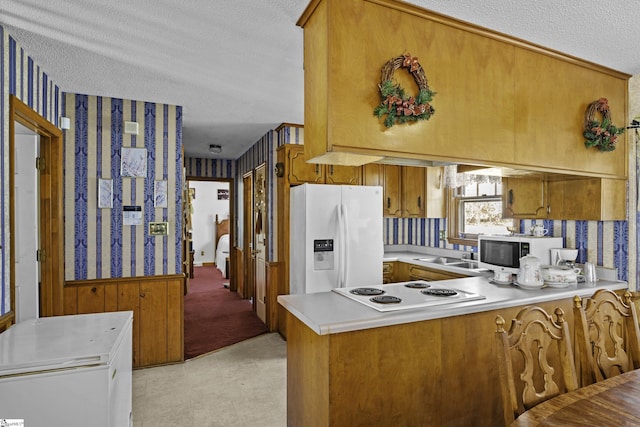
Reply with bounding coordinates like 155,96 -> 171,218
132,333 -> 287,427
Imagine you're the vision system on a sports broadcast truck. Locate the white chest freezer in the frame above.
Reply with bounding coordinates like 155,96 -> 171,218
0,311 -> 133,427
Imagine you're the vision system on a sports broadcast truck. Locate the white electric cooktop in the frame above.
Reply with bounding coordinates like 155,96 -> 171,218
332,280 -> 485,312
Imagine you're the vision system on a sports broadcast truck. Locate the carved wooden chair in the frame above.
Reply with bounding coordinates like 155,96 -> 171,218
495,306 -> 578,425
573,289 -> 640,387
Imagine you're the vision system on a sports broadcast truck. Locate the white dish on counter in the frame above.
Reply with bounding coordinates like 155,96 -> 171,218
490,279 -> 514,286
545,281 -> 577,288
514,281 -> 545,290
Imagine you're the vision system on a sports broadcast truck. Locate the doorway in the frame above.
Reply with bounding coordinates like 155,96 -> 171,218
13,122 -> 40,322
7,95 -> 64,326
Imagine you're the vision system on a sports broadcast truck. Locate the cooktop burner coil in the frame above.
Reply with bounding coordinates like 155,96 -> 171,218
422,288 -> 458,297
350,287 -> 385,296
370,295 -> 402,304
404,282 -> 430,289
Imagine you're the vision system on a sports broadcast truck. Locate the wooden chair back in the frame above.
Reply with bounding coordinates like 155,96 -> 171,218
495,306 -> 578,425
573,289 -> 640,386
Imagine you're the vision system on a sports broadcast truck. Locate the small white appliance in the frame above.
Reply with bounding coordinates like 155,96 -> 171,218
0,311 -> 133,427
478,234 -> 563,274
290,184 -> 383,293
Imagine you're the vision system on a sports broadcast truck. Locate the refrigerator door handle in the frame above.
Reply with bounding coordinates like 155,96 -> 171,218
341,203 -> 349,288
337,204 -> 345,288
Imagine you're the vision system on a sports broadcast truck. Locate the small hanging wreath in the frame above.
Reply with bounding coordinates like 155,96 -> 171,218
374,53 -> 435,128
583,98 -> 624,152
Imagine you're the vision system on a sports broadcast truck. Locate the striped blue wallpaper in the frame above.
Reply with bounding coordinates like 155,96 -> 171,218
63,93 -> 183,281
184,158 -> 236,179
1,29 -> 62,315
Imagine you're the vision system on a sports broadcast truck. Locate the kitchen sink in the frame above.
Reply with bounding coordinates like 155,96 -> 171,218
449,261 -> 480,269
414,256 -> 439,263
415,256 -> 465,265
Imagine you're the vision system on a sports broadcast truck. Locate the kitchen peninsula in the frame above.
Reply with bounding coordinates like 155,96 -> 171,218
278,274 -> 626,426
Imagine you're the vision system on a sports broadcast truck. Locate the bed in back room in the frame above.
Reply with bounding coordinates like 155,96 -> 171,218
214,215 -> 230,279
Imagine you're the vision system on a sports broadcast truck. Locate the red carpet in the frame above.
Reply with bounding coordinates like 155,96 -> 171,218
184,266 -> 268,359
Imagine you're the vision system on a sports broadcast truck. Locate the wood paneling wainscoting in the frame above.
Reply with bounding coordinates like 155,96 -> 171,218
234,247 -> 244,298
267,262 -> 282,332
64,275 -> 185,368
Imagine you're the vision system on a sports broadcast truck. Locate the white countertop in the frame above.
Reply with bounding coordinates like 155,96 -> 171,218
279,251 -> 627,335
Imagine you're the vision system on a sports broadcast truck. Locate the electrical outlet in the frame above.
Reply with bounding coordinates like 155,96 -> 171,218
439,230 -> 445,240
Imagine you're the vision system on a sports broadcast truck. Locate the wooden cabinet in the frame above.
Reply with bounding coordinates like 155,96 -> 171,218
365,164 -> 444,218
284,144 -> 361,185
64,276 -> 184,368
547,177 -> 626,220
298,0 -> 628,179
503,176 -> 626,221
382,261 -> 396,284
399,263 -> 466,282
502,177 -> 547,219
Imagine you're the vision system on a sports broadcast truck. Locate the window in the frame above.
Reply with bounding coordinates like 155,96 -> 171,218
446,170 -> 516,246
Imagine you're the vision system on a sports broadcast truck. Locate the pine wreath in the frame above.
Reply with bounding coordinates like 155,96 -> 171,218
374,53 -> 435,128
583,98 -> 624,152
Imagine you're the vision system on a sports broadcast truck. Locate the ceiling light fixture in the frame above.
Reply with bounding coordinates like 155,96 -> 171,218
209,144 -> 223,154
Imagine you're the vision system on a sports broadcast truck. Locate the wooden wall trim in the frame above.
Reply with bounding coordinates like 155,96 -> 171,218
66,274 -> 187,287
0,312 -> 14,333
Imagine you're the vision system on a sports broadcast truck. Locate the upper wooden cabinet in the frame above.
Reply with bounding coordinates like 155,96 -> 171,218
364,164 -> 445,218
502,176 -> 626,221
546,177 -> 626,221
282,144 -> 361,185
297,0 -> 629,179
502,177 -> 547,219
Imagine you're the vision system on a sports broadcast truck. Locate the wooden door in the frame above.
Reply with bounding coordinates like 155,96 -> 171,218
502,177 -> 547,219
363,164 -> 385,186
325,164 -> 361,185
383,165 -> 402,217
288,145 -> 324,184
254,164 -> 267,324
242,172 -> 255,301
402,167 -> 426,217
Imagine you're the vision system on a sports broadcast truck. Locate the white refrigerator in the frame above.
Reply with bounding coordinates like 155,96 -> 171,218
0,311 -> 133,427
290,184 -> 383,293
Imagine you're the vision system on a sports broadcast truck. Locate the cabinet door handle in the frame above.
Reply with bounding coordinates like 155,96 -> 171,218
508,189 -> 514,206
330,165 -> 334,175
418,196 -> 422,208
315,164 -> 320,174
387,197 -> 391,208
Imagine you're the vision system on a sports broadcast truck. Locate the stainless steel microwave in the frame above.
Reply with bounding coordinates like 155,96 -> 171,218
478,235 -> 564,274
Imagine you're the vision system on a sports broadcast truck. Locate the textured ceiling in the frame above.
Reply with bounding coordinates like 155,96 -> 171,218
2,0 -> 640,159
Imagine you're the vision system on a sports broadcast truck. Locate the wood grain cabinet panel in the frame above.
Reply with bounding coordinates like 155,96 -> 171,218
139,280 -> 168,367
325,164 -> 361,185
502,176 -> 626,221
502,177 -> 547,219
298,0 -> 628,178
288,146 -> 324,184
369,165 -> 444,218
382,261 -> 395,284
117,282 -> 141,367
547,177 -> 626,220
76,284 -> 105,314
286,144 -> 361,185
382,165 -> 402,217
402,166 -> 426,217
63,276 -> 184,368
